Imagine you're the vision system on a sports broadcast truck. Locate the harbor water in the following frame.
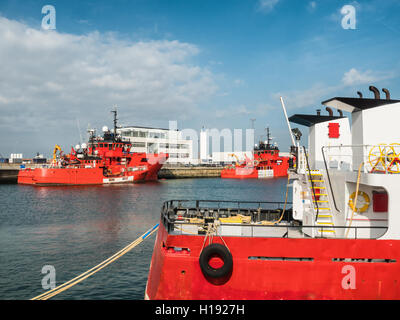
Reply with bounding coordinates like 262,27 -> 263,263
0,178 -> 290,300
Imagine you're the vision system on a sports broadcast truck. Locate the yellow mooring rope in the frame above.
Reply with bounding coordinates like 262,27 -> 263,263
31,223 -> 159,300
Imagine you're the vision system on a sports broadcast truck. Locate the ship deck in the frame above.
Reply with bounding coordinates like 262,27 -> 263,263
161,200 -> 387,239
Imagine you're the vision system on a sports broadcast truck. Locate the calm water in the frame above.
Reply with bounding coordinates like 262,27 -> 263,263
0,178 -> 289,300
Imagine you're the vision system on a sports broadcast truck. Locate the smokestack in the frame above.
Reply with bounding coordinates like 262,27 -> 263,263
369,86 -> 380,99
382,88 -> 390,100
325,107 -> 333,116
316,109 -> 321,116
357,91 -> 363,98
338,110 -> 343,117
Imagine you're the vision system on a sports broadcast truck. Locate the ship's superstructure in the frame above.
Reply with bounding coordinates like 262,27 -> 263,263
145,86 -> 400,300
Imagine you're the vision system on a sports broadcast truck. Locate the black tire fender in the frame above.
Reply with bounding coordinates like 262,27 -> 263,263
199,243 -> 233,279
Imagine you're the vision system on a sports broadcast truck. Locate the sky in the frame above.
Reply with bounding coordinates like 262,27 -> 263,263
0,0 -> 400,158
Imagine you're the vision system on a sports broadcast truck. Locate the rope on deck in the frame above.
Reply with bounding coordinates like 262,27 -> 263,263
31,223 -> 159,300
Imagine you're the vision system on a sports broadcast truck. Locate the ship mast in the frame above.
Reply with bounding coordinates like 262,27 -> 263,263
266,127 -> 272,147
111,106 -> 118,142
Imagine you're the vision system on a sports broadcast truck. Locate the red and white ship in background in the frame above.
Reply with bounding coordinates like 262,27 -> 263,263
146,86 -> 400,300
221,127 -> 292,179
18,110 -> 168,186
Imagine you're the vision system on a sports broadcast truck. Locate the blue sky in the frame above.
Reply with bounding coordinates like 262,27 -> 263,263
0,0 -> 400,157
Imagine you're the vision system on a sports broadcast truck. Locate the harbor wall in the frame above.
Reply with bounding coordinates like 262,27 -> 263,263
158,166 -> 222,179
0,164 -> 21,183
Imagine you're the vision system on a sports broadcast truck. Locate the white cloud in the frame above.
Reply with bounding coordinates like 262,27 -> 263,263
307,1 -> 317,13
257,0 -> 280,13
273,83 -> 339,110
233,79 -> 244,86
274,67 -> 397,110
0,16 -> 218,155
342,68 -> 377,86
215,105 -> 251,119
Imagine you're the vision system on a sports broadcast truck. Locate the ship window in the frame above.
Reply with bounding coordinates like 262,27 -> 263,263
109,144 -> 112,150
141,158 -> 148,162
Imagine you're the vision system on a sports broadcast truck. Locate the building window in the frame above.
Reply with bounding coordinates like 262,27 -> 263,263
132,142 -> 146,148
179,153 -> 190,158
122,131 -> 132,137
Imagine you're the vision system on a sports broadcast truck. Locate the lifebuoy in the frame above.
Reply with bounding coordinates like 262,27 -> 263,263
348,191 -> 370,213
199,243 -> 233,279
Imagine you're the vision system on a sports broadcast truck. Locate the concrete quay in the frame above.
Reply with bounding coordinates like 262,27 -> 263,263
158,166 -> 222,179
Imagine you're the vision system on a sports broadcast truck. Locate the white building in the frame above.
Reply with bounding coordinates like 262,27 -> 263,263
199,128 -> 208,163
117,126 -> 193,164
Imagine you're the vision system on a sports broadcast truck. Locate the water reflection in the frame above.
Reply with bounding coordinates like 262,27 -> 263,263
0,177 -> 289,299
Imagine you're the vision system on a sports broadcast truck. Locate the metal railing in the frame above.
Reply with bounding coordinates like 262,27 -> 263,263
302,146 -> 319,221
160,200 -> 387,240
322,144 -> 400,174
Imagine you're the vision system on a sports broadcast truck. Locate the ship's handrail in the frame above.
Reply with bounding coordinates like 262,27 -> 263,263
160,200 -> 387,240
165,217 -> 387,240
321,146 -> 340,213
322,144 -> 400,174
302,146 -> 319,222
163,199 -> 291,210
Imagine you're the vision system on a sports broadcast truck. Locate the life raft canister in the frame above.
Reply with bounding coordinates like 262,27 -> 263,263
199,243 -> 233,279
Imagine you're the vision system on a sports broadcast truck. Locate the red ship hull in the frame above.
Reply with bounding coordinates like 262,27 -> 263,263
18,153 -> 167,186
145,223 -> 400,300
221,165 -> 288,179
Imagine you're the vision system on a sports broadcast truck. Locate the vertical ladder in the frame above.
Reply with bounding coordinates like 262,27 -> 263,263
307,170 -> 336,238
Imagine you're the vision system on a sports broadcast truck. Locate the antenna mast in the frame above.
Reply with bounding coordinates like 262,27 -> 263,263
111,105 -> 118,142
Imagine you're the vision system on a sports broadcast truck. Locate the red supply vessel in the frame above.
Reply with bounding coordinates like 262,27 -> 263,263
221,128 -> 291,179
18,110 -> 168,186
146,88 -> 400,300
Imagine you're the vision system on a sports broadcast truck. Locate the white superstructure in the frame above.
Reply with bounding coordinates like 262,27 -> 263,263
288,86 -> 400,240
118,126 -> 193,164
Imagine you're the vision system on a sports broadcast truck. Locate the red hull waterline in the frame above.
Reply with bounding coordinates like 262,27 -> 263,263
221,166 -> 288,179
145,223 -> 400,300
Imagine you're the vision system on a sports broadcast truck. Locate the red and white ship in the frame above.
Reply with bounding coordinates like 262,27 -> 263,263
221,128 -> 291,179
145,86 -> 400,300
18,110 -> 168,186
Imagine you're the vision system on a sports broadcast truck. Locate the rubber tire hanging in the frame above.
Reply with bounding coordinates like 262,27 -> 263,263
199,243 -> 233,279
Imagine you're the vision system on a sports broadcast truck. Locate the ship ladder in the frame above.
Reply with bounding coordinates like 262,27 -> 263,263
307,170 -> 336,238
